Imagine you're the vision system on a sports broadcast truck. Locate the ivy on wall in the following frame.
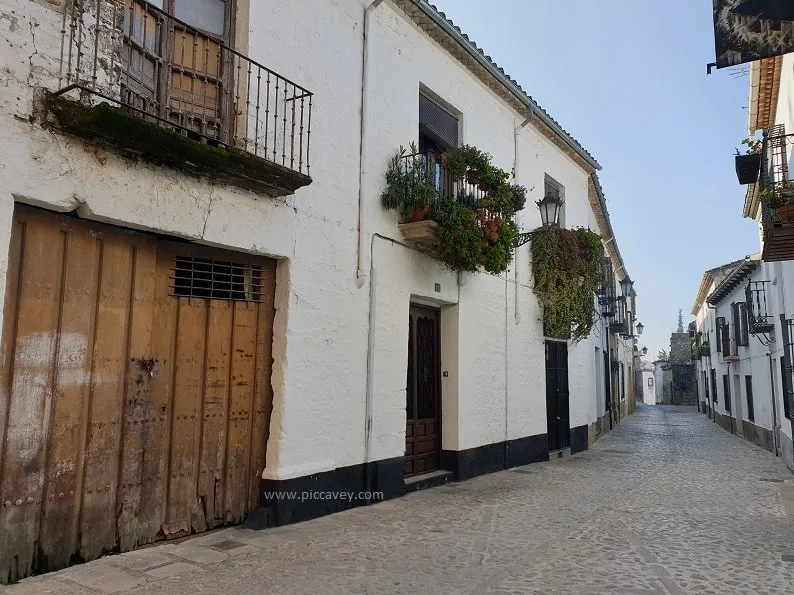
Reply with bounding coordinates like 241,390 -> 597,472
531,226 -> 604,342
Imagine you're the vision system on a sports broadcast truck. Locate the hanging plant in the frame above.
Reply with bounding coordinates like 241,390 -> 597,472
531,226 -> 604,342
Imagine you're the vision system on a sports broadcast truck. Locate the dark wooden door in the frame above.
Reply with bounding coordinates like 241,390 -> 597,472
404,305 -> 441,477
545,341 -> 570,452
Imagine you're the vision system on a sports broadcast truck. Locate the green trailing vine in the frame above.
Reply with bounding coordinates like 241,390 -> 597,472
531,226 -> 604,342
380,142 -> 526,275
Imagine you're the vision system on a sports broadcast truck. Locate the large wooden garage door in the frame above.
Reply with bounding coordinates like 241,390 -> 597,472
0,205 -> 276,582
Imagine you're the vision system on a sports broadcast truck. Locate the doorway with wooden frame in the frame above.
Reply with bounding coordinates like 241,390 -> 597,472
404,304 -> 442,478
545,340 -> 571,453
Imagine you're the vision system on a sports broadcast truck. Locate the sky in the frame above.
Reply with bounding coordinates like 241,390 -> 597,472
430,0 -> 759,359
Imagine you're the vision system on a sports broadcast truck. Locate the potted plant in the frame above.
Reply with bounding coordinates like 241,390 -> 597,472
381,142 -> 438,223
735,137 -> 762,185
441,145 -> 491,187
699,342 -> 710,357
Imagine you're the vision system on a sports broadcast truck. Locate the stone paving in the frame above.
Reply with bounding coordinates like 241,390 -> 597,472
3,404 -> 794,594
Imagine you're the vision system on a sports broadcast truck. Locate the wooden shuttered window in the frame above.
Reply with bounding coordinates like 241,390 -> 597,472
732,302 -> 749,347
716,316 -> 731,355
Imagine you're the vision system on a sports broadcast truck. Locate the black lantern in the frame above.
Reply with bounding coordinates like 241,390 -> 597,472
536,195 -> 563,227
620,275 -> 634,297
636,321 -> 644,336
642,346 -> 648,356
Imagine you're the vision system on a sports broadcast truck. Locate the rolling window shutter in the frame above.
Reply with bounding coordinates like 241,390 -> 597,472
419,94 -> 458,150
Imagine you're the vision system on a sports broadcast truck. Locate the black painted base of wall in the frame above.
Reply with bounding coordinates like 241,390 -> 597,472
245,457 -> 406,530
571,425 -> 588,454
442,433 -> 549,481
248,433 -> 550,529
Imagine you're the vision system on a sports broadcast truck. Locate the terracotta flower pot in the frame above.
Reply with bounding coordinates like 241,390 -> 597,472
467,171 -> 482,186
411,203 -> 431,222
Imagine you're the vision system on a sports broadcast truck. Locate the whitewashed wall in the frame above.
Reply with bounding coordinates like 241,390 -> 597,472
0,0 -> 629,481
641,369 -> 655,405
707,268 -> 775,431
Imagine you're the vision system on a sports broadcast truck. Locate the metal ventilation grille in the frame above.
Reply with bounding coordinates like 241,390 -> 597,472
171,257 -> 263,302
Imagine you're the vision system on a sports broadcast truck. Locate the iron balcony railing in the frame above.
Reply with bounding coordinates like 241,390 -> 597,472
399,150 -> 488,209
56,0 -> 312,176
598,256 -> 616,318
609,296 -> 629,335
745,281 -> 775,334
759,125 -> 794,239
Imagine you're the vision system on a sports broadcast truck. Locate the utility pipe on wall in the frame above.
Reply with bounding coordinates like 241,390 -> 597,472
513,114 -> 531,324
356,0 -> 385,289
360,0 -> 385,496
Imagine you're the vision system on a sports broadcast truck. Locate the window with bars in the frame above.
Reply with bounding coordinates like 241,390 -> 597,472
171,257 -> 264,302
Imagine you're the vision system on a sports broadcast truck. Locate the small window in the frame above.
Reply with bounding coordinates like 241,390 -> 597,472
647,377 -> 654,387
172,257 -> 263,302
745,375 -> 755,422
544,175 -> 565,228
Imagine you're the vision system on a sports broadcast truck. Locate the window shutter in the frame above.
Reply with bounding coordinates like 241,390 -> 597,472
419,94 -> 458,150
716,317 -> 726,353
731,303 -> 749,347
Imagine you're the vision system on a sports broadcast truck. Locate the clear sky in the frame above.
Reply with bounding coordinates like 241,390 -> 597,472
430,0 -> 759,358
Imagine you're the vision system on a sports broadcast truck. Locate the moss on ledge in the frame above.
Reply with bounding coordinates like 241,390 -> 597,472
46,94 -> 312,197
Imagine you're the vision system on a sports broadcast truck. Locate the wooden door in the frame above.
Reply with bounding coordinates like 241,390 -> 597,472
545,341 -> 570,452
404,305 -> 441,478
0,205 -> 276,582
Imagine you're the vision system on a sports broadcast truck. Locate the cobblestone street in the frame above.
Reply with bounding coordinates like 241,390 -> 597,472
4,405 -> 794,595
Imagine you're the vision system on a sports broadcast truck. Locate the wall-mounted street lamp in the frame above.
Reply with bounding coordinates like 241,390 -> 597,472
514,194 -> 565,248
636,321 -> 644,336
620,275 -> 634,297
537,194 -> 563,227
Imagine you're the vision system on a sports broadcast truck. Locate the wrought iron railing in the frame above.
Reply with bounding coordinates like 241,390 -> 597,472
598,256 -> 616,318
399,150 -> 488,209
609,296 -> 628,334
56,0 -> 312,175
746,281 -> 775,334
759,125 -> 794,235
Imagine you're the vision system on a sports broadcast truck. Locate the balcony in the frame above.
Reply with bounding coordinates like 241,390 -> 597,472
746,281 -> 775,334
49,0 -> 313,197
609,296 -> 629,335
393,150 -> 488,245
759,126 -> 794,261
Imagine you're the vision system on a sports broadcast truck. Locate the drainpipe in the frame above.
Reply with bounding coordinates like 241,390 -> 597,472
358,0 -> 385,499
356,0 -> 385,289
513,114 -> 531,324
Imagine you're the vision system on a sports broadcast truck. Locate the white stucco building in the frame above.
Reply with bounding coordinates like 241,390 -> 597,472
0,0 -> 637,581
690,51 -> 794,474
640,362 -> 656,405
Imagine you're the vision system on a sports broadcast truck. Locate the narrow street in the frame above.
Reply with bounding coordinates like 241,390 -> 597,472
2,405 -> 791,595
